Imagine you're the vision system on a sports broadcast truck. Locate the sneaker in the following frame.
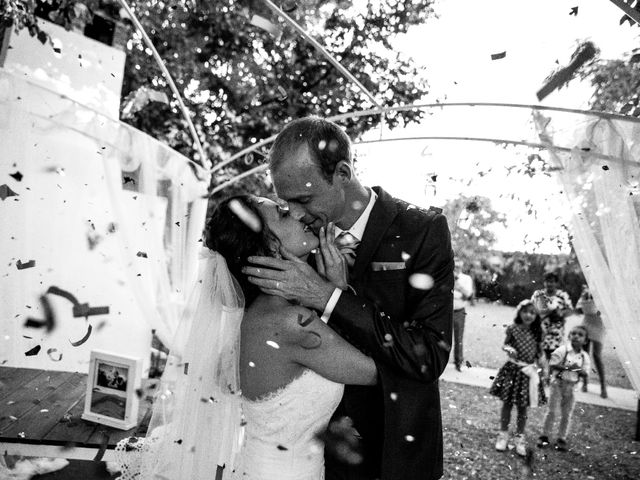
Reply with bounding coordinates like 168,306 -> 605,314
555,438 -> 568,451
514,434 -> 527,456
495,431 -> 509,451
536,435 -> 550,448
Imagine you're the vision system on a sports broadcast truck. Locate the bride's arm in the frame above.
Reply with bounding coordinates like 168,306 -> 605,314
280,306 -> 377,386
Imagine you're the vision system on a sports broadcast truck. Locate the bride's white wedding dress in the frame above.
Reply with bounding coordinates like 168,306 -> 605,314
115,253 -> 344,479
231,369 -> 344,480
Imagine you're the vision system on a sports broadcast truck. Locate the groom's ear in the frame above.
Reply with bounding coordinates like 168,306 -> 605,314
333,160 -> 353,184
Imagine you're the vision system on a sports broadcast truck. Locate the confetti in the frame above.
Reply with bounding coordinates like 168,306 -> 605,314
536,41 -> 596,101
297,313 -> 316,327
93,432 -> 109,461
277,445 -> 288,451
282,1 -> 298,13
249,14 -> 282,38
46,348 -> 62,362
16,259 -> 36,270
405,435 -> 415,442
390,392 -> 398,401
229,198 -> 262,232
25,345 -> 41,356
9,171 -> 23,182
0,184 -> 18,200
569,6 -> 578,16
266,340 -> 280,349
490,51 -> 506,60
136,251 -> 148,258
69,324 -> 92,347
408,273 -> 434,290
46,285 -> 109,318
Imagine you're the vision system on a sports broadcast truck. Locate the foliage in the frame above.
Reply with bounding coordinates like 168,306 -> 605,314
581,48 -> 640,117
475,249 -> 586,307
442,195 -> 507,287
5,0 -> 436,198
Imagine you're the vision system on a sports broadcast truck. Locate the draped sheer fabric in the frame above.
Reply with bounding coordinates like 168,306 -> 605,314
115,250 -> 245,479
0,69 -> 207,372
534,111 -> 640,392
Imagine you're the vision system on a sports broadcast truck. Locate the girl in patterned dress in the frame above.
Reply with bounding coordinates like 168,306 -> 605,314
490,299 -> 547,456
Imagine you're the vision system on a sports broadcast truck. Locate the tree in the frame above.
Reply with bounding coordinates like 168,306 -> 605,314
581,48 -> 640,117
4,0 -> 437,197
442,195 -> 507,265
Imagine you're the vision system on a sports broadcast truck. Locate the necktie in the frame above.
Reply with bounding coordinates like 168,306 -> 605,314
336,231 -> 360,268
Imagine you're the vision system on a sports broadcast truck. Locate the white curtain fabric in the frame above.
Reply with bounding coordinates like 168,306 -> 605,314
0,69 -> 208,372
534,111 -> 640,393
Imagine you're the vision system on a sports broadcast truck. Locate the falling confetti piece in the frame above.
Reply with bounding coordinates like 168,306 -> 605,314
9,171 -> 23,182
277,445 -> 288,451
46,348 -> 62,362
266,340 -> 280,349
249,361 -> 256,367
390,392 -> 398,401
249,14 -> 282,38
602,165 -> 609,171
229,198 -> 262,232
569,6 -> 578,16
405,435 -> 415,442
490,51 -> 506,60
136,251 -> 148,258
25,345 -> 41,356
0,184 -> 18,200
297,313 -> 316,327
16,259 -> 36,270
93,432 -> 109,461
536,41 -> 596,100
282,1 -> 298,13
408,273 -> 434,290
23,294 -> 55,333
69,324 -> 92,347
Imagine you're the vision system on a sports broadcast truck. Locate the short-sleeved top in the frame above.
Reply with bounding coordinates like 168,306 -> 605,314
549,343 -> 591,383
504,323 -> 540,364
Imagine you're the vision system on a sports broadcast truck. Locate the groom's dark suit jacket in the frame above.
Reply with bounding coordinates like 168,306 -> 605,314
325,187 -> 454,480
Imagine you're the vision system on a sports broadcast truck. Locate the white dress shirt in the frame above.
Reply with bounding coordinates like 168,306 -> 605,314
320,188 -> 377,322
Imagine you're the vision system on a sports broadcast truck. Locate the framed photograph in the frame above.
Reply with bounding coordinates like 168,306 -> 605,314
81,350 -> 142,430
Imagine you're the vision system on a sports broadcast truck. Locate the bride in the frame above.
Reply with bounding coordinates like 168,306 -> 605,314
116,195 -> 377,480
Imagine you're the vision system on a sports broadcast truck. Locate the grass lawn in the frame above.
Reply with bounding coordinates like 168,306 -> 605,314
441,381 -> 640,479
461,300 -> 633,390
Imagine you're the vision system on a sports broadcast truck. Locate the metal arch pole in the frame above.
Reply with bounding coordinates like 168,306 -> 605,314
609,0 -> 640,24
261,0 -> 381,109
209,102 -> 640,174
208,134 -> 628,196
116,0 -> 210,171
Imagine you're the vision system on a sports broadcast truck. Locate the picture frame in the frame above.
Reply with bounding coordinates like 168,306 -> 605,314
81,350 -> 142,430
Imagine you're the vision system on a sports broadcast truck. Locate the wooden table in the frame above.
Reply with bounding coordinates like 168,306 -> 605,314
0,366 -> 152,461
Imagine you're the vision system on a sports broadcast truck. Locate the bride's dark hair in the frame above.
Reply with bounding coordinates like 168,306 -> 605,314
205,195 -> 281,305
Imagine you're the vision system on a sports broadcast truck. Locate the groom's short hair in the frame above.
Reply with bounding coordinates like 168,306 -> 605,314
269,117 -> 352,183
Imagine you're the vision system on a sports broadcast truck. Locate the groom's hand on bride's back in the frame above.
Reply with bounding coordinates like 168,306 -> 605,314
243,247 -> 335,311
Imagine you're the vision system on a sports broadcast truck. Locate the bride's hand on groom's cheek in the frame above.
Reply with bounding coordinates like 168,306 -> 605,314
243,248 -> 335,310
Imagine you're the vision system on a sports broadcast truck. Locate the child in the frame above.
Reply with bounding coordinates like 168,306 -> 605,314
538,325 -> 591,451
490,299 -> 546,456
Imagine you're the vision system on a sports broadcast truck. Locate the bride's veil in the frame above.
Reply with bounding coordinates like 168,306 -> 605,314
115,249 -> 245,479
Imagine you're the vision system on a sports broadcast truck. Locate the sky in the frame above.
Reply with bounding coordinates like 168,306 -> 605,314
353,0 -> 638,253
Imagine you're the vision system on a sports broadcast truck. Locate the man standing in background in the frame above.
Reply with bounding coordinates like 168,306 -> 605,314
453,259 -> 474,371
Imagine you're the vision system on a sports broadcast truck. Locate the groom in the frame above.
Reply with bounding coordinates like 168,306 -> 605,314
243,117 -> 454,480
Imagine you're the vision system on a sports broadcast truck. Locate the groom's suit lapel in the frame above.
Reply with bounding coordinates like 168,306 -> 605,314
351,187 -> 399,281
